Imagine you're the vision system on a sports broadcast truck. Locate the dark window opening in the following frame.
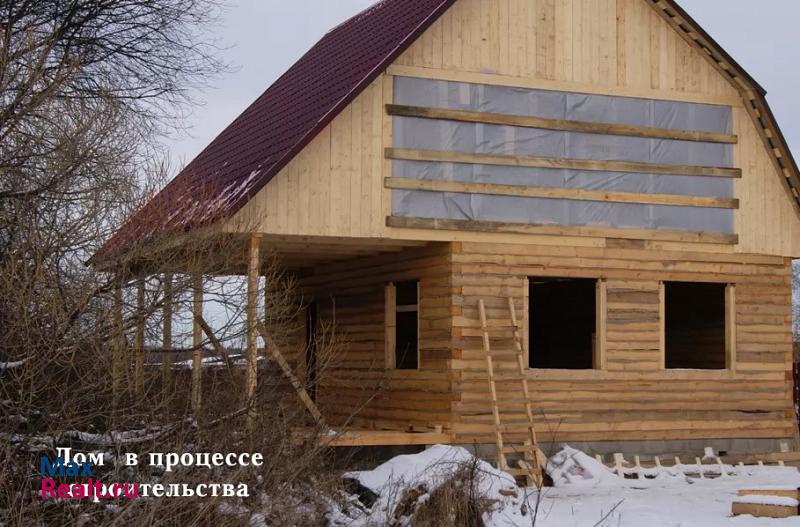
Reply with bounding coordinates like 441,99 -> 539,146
396,280 -> 419,370
665,282 -> 726,370
529,277 -> 596,370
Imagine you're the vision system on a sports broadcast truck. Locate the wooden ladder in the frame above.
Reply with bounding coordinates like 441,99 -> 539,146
478,297 -> 544,486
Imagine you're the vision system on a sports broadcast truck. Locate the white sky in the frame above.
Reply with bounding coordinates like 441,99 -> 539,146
165,0 -> 800,167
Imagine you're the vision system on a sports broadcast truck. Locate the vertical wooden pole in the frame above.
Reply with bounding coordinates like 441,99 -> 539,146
113,280 -> 124,403
134,278 -> 145,396
246,235 -> 261,411
726,284 -> 737,371
384,282 -> 396,369
594,279 -> 607,370
192,275 -> 203,413
162,272 -> 173,386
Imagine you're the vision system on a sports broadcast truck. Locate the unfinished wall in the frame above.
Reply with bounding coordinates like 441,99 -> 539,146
300,244 -> 457,431
450,242 -> 795,444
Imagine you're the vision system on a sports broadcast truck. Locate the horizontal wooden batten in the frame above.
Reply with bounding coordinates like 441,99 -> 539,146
387,216 -> 739,245
386,104 -> 739,145
385,177 -> 738,210
386,148 -> 742,179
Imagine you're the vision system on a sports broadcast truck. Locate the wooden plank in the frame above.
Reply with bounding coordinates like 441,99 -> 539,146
386,64 -> 743,106
731,501 -> 798,519
246,234 -> 261,410
196,315 -> 233,370
386,147 -> 742,179
385,176 -> 739,209
387,216 -> 739,245
596,279 -> 608,370
386,104 -> 738,144
257,322 -> 324,425
727,283 -> 737,371
385,282 -> 396,369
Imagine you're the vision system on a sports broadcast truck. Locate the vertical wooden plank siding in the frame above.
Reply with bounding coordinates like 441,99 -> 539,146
224,0 -> 800,258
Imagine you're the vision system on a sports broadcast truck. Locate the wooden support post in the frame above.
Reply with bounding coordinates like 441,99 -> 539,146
134,279 -> 145,396
246,235 -> 261,411
696,457 -> 705,479
258,323 -> 325,426
613,453 -> 625,478
725,284 -> 737,371
385,282 -> 396,369
191,275 -> 203,413
113,281 -> 124,403
162,272 -> 173,385
594,279 -> 607,370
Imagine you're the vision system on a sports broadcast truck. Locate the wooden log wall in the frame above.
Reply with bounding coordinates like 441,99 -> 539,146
450,241 -> 795,444
300,244 -> 457,431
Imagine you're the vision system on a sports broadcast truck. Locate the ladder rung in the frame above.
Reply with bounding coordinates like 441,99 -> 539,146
487,350 -> 522,359
488,374 -> 527,382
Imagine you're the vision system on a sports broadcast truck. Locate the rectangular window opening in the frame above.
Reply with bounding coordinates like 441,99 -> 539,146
395,280 -> 419,370
529,277 -> 597,370
665,281 -> 727,370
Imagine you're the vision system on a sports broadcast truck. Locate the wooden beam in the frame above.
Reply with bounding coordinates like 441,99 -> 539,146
196,315 -> 233,370
595,279 -> 608,370
726,283 -> 737,371
386,104 -> 739,144
246,234 -> 261,410
385,177 -> 738,209
191,275 -> 203,413
386,148 -> 742,179
385,282 -> 397,369
134,278 -> 145,396
257,322 -> 324,426
162,272 -> 173,385
386,216 -> 739,245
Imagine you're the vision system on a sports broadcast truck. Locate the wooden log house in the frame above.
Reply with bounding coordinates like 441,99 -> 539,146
95,0 -> 800,456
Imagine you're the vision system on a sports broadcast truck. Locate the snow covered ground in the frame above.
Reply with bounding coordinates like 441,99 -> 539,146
337,445 -> 800,527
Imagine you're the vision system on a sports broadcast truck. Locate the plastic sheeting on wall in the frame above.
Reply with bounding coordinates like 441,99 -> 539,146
391,76 -> 734,234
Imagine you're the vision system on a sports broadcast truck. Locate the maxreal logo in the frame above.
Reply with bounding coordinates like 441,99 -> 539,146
39,456 -> 139,501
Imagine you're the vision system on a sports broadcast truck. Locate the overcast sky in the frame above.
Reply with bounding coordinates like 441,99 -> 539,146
165,0 -> 800,168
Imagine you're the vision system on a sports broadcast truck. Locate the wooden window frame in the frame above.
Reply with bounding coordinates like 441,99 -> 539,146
659,281 -> 736,371
524,276 -> 606,371
385,281 -> 421,370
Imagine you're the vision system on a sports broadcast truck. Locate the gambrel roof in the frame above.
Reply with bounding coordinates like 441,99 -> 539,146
97,0 -> 800,260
